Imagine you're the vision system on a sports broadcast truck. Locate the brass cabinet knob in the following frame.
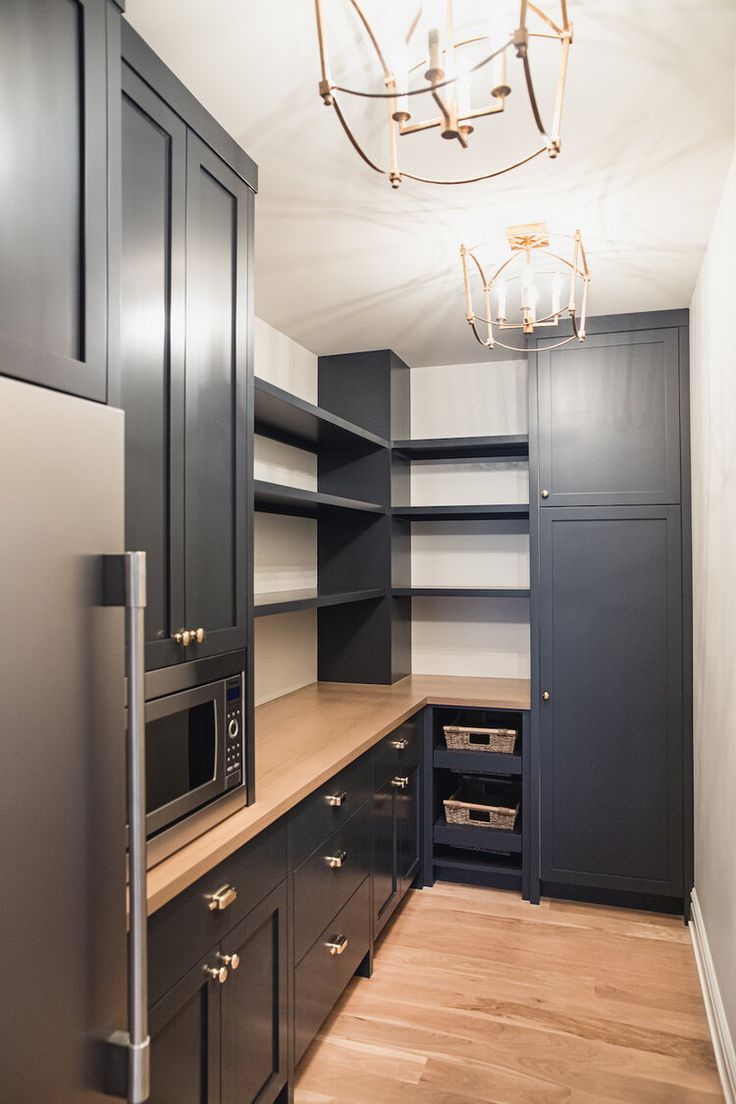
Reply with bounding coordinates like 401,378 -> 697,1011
203,964 -> 228,984
391,737 -> 409,750
542,691 -> 551,701
325,791 -> 347,808
174,629 -> 192,647
206,884 -> 238,912
218,952 -> 240,971
325,934 -> 348,957
324,849 -> 347,869
391,776 -> 409,789
541,489 -> 550,499
192,627 -> 206,644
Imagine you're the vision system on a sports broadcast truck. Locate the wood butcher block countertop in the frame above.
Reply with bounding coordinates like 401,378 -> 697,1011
146,674 -> 531,914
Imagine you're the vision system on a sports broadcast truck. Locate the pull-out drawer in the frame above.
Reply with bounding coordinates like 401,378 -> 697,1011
288,751 -> 372,868
293,800 -> 372,964
148,818 -> 287,1006
294,877 -> 370,1065
373,714 -> 420,785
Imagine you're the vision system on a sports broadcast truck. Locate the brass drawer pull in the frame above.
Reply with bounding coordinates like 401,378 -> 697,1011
206,884 -> 238,912
391,737 -> 409,750
326,791 -> 347,808
324,849 -> 347,869
173,627 -> 206,647
217,952 -> 240,971
325,934 -> 348,957
391,776 -> 409,789
203,964 -> 228,984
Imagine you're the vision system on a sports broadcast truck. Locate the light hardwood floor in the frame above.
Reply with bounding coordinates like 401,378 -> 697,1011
294,884 -> 722,1103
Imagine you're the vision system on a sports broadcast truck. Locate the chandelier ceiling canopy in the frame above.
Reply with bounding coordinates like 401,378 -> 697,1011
313,1 -> 574,187
461,223 -> 590,351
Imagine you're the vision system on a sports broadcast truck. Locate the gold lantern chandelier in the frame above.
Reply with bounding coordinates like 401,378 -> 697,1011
461,222 -> 590,351
313,1 -> 574,188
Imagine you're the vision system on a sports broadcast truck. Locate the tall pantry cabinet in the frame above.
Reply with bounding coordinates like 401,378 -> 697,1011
119,25 -> 255,673
531,312 -> 692,913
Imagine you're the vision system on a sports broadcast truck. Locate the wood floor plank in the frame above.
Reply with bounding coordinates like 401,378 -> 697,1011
294,886 -> 722,1103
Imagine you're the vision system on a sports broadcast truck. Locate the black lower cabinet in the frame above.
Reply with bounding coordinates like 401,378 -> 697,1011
149,952 -> 221,1103
374,747 -> 422,939
539,506 -> 685,903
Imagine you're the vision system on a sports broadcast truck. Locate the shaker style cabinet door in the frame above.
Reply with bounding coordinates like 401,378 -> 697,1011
148,953 -> 221,1104
220,885 -> 288,1104
0,0 -> 110,400
539,506 -> 684,897
373,777 -> 398,935
120,64 -> 188,671
397,757 -> 422,895
182,135 -> 250,662
537,328 -> 682,506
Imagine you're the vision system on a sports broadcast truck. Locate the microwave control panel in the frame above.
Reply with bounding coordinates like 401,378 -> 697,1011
225,675 -> 244,784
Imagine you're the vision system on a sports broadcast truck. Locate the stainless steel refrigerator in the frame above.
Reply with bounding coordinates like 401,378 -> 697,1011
0,376 -> 148,1103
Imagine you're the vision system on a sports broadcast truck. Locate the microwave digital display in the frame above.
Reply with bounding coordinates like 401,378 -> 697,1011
227,686 -> 241,701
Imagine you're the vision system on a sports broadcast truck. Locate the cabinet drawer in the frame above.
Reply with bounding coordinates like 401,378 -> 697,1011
288,752 -> 372,868
148,819 -> 287,1006
294,878 -> 370,1065
373,715 -> 420,785
293,800 -> 372,964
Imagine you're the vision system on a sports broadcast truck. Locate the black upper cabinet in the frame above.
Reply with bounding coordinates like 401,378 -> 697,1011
120,31 -> 253,669
0,0 -> 112,401
539,506 -> 684,896
537,328 -> 682,506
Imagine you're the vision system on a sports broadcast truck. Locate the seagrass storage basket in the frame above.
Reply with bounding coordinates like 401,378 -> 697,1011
443,724 -> 517,754
443,776 -> 520,831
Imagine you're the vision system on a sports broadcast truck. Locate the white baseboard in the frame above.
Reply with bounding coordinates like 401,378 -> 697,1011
690,888 -> 736,1103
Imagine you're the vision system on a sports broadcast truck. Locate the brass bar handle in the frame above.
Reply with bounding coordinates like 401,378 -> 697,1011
325,791 -> 347,808
173,628 -> 192,647
391,737 -> 409,750
191,627 -> 206,644
203,964 -> 228,984
217,952 -> 240,971
324,849 -> 347,869
206,884 -> 238,912
391,776 -> 409,789
325,934 -> 348,957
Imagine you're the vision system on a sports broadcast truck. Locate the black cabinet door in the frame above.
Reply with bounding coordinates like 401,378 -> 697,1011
120,63 -> 187,671
539,506 -> 684,896
397,757 -> 422,894
149,952 -> 221,1104
537,329 -> 681,506
0,0 -> 110,400
220,884 -> 288,1104
182,133 -> 249,661
373,778 -> 398,933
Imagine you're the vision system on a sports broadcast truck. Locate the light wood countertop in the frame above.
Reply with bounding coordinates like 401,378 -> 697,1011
146,675 -> 530,914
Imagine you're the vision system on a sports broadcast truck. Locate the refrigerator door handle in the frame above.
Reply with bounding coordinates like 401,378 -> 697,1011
103,552 -> 150,1103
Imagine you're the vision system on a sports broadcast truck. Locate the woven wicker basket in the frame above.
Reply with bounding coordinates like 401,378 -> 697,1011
443,724 -> 517,754
443,777 -> 519,831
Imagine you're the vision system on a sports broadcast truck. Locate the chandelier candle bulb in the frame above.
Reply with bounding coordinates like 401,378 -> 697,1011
552,271 -> 562,316
491,44 -> 511,98
496,278 -> 507,323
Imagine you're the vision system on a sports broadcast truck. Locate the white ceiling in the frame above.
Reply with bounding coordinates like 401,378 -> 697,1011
125,1 -> 736,367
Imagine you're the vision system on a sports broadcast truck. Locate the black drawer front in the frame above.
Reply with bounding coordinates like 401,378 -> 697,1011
373,715 -> 420,785
148,818 -> 287,1006
293,800 -> 372,964
294,877 -> 370,1065
288,752 -> 372,868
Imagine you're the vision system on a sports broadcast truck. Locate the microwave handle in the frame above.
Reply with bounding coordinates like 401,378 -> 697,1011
102,552 -> 150,1103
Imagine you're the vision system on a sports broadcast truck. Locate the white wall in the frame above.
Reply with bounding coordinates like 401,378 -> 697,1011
407,359 -> 530,678
253,319 -> 318,703
690,148 -> 736,1046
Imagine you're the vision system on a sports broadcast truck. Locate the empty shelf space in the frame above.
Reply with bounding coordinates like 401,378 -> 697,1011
433,845 -> 522,879
254,587 -> 385,617
433,816 -> 522,854
393,434 -> 529,460
434,746 -> 522,775
392,586 -> 530,599
392,504 -> 529,521
254,377 -> 389,452
254,480 -> 385,518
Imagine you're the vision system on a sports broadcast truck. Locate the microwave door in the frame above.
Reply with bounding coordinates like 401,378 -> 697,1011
145,682 -> 225,837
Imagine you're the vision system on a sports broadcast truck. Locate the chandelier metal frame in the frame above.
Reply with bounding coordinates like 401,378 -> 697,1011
461,223 -> 590,352
313,0 -> 573,187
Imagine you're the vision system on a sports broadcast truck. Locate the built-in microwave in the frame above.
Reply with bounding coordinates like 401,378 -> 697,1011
142,663 -> 248,866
